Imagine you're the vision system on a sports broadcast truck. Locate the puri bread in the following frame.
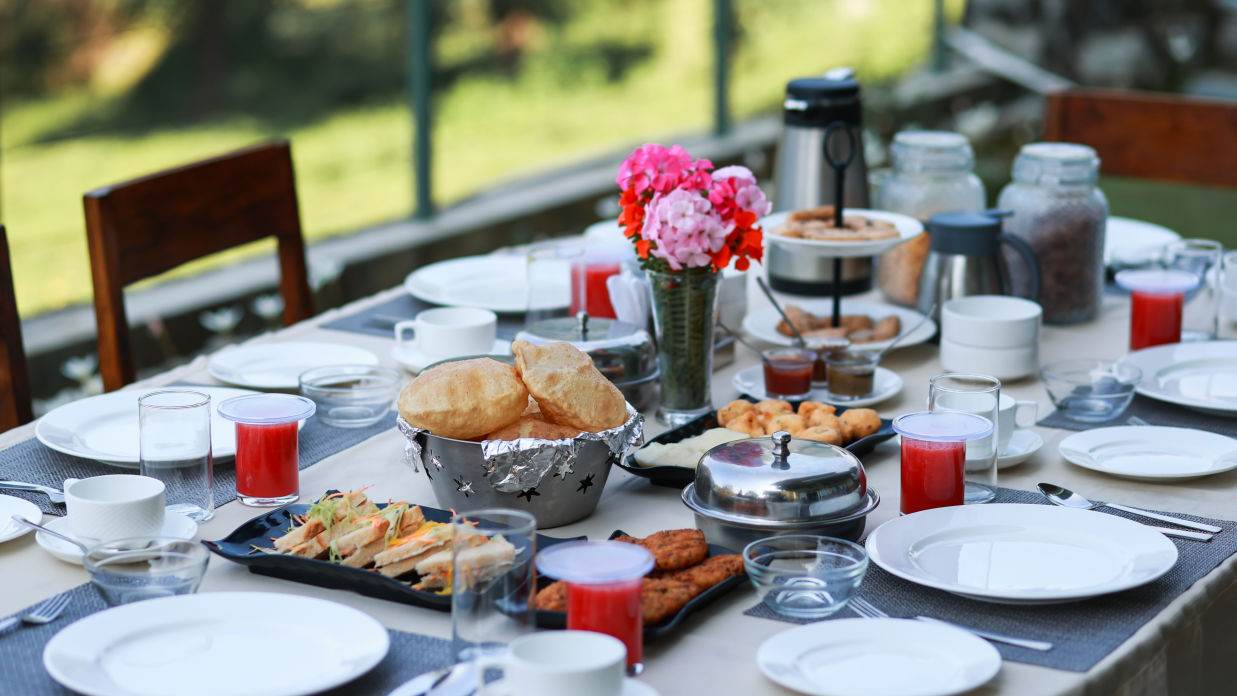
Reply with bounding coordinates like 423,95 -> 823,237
486,416 -> 583,441
512,340 -> 627,432
398,358 -> 528,440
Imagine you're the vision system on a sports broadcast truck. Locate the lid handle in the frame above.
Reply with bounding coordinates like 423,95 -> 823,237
771,431 -> 792,469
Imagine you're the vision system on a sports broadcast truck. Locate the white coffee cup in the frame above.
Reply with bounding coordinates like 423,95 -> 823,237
64,475 -> 166,542
939,338 -> 1039,380
502,630 -> 626,696
997,393 -> 1038,453
395,307 -> 497,358
942,295 -> 1042,349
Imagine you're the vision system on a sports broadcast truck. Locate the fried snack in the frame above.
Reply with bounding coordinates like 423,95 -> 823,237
797,401 -> 835,422
522,396 -> 542,417
872,315 -> 901,341
485,416 -> 583,441
512,340 -> 627,433
726,411 -> 764,437
776,305 -> 817,338
656,554 -> 745,593
754,399 -> 794,419
615,529 -> 709,572
642,578 -> 698,624
717,399 -> 754,427
798,425 -> 844,445
767,413 -> 806,436
840,408 -> 882,440
533,580 -> 567,612
807,411 -> 844,433
398,357 -> 528,440
787,205 -> 836,222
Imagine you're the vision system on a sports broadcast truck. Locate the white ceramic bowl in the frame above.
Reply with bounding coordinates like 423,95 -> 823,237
940,338 -> 1038,380
942,295 -> 1042,349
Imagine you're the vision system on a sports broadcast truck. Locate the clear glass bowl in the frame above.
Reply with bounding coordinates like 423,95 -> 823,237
1040,358 -> 1141,423
742,535 -> 868,619
298,365 -> 403,428
85,537 -> 209,606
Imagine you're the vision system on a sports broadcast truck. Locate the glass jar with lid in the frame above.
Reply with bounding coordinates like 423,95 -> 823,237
997,143 -> 1108,324
875,131 -> 986,307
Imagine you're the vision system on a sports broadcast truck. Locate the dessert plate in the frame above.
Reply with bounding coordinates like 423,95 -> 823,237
44,592 -> 389,696
866,504 -> 1177,604
761,209 -> 924,257
208,342 -> 379,390
37,387 -> 260,466
404,255 -> 568,313
0,495 -> 41,543
997,430 -> 1044,470
1105,216 -> 1180,268
1059,426 -> 1237,481
1119,341 -> 1237,415
37,512 -> 197,565
757,618 -> 1000,696
741,300 -> 936,353
733,365 -> 902,408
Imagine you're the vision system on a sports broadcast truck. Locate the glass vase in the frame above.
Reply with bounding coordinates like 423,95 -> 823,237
648,267 -> 719,426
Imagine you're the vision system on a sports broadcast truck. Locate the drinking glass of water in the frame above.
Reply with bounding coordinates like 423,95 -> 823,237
139,390 -> 213,522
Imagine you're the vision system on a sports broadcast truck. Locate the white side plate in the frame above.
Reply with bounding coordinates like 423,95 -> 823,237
761,209 -> 924,258
1059,425 -> 1237,481
208,342 -> 379,390
866,504 -> 1178,604
1119,341 -> 1237,415
0,495 -> 41,543
997,429 -> 1044,470
1105,216 -> 1180,267
44,592 -> 389,696
741,300 -> 935,352
404,255 -> 568,313
37,513 -> 197,565
757,618 -> 1000,696
732,365 -> 902,408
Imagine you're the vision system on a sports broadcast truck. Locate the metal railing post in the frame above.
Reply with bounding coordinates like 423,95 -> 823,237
713,0 -> 732,136
932,0 -> 946,73
409,0 -> 434,219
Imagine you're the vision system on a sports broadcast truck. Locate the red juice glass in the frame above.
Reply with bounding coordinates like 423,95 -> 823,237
893,411 -> 992,515
761,347 -> 815,399
218,394 -> 315,506
1115,269 -> 1199,351
570,260 -> 623,319
535,540 -> 654,675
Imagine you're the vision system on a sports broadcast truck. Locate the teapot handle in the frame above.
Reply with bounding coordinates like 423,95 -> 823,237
999,233 -> 1041,302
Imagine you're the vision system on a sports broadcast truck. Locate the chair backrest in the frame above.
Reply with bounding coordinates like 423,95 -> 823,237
1043,87 -> 1237,189
83,140 -> 314,391
0,225 -> 33,430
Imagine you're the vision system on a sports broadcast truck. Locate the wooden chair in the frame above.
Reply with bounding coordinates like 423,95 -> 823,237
1043,87 -> 1237,189
83,140 -> 314,392
0,225 -> 33,430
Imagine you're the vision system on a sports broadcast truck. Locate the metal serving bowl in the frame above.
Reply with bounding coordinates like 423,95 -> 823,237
681,431 -> 879,549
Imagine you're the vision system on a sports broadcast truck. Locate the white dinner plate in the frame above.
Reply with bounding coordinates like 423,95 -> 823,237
37,513 -> 198,565
391,338 -> 512,373
866,504 -> 1178,604
761,209 -> 924,258
0,495 -> 41,543
1105,216 -> 1180,267
208,342 -> 379,390
741,300 -> 936,352
404,255 -> 569,313
997,429 -> 1043,470
37,387 -> 261,467
44,592 -> 389,696
1119,341 -> 1237,415
732,365 -> 902,408
757,618 -> 1000,696
1059,426 -> 1237,481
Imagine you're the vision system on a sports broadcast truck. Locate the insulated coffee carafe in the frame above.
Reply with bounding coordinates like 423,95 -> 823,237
916,210 -> 1042,321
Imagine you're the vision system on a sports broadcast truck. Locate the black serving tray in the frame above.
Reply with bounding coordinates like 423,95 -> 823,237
617,402 -> 895,488
531,530 -> 747,641
203,497 -> 578,611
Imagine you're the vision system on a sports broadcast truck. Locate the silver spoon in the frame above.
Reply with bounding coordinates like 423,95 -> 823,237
1036,483 -> 1220,538
755,276 -> 807,348
717,321 -> 771,364
10,515 -> 88,553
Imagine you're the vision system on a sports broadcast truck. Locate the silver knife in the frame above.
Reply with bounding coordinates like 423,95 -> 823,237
388,662 -> 475,696
1148,526 -> 1212,542
915,616 -> 1054,652
1103,503 -> 1222,534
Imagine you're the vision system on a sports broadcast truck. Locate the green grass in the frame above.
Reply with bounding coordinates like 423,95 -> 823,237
1,0 -> 961,317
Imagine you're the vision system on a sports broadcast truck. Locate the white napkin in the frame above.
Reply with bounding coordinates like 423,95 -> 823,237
607,271 -> 650,328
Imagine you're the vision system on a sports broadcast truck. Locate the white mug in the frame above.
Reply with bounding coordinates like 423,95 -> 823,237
997,394 -> 1038,452
395,307 -> 497,358
502,630 -> 626,696
64,475 -> 166,542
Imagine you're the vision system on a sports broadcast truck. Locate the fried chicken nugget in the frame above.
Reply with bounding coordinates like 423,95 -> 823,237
642,578 -> 697,624
797,401 -> 835,422
807,411 -> 845,433
512,340 -> 627,432
754,399 -> 794,418
840,408 -> 882,441
717,399 -> 754,427
615,529 -> 709,571
767,413 -> 806,436
798,425 -> 844,445
726,411 -> 764,437
533,580 -> 567,611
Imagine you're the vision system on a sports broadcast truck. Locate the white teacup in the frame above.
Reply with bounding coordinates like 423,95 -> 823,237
395,307 -> 497,358
502,630 -> 626,696
998,393 -> 1038,453
64,475 -> 166,542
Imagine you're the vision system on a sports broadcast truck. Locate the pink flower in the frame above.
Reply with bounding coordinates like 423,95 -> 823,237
617,143 -> 702,196
710,166 -> 771,219
641,189 -> 730,270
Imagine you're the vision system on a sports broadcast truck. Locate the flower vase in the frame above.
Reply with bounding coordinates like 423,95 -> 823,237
648,268 -> 720,426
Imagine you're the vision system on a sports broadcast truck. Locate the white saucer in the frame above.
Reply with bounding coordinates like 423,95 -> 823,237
732,364 -> 902,407
489,678 -> 658,696
997,429 -> 1044,470
391,339 -> 512,373
37,513 -> 198,565
0,495 -> 41,543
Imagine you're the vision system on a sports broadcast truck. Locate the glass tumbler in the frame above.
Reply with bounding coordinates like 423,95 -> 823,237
927,373 -> 1000,504
1220,251 -> 1237,339
452,509 -> 538,693
218,394 -> 315,506
526,241 -> 586,325
894,411 -> 993,514
1114,269 -> 1199,350
536,540 -> 655,675
1165,238 -> 1224,341
138,390 -> 213,522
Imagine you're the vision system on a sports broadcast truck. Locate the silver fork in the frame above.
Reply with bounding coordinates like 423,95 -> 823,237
0,594 -> 72,633
0,481 -> 65,504
849,596 -> 1053,652
1126,416 -> 1151,427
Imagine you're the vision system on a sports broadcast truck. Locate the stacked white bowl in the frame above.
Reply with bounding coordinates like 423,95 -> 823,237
940,296 -> 1043,380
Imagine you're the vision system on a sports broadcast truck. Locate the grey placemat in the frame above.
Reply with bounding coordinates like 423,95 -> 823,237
1038,393 -> 1237,435
320,293 -> 524,340
0,584 -> 453,696
744,487 -> 1237,672
0,410 -> 397,516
